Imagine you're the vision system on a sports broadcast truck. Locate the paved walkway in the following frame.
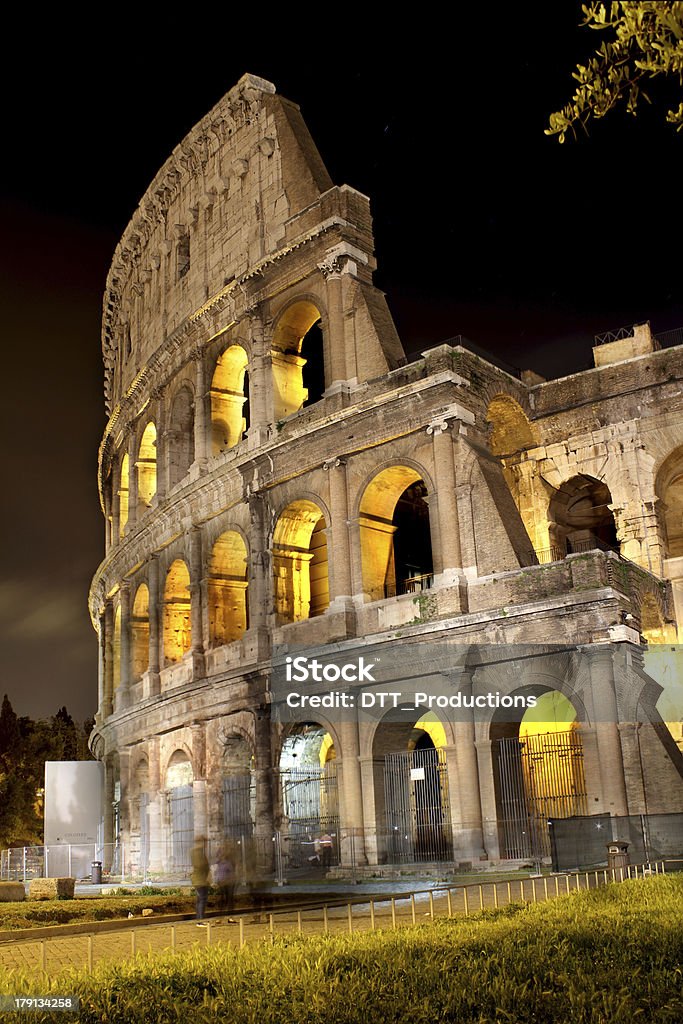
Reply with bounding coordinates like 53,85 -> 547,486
0,874 -> 596,978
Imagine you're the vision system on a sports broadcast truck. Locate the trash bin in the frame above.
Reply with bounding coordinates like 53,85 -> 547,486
91,861 -> 102,885
606,841 -> 629,873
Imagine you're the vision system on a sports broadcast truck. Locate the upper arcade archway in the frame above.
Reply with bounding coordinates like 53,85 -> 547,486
210,345 -> 249,454
168,386 -> 194,487
271,301 -> 325,421
208,531 -> 249,646
163,559 -> 191,665
656,446 -> 683,559
359,466 -> 434,601
137,422 -> 157,513
548,474 -> 619,557
273,500 -> 329,623
131,584 -> 150,681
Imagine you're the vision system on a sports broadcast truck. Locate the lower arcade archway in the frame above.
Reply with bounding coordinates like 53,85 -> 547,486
373,713 -> 452,863
165,752 -> 194,873
491,690 -> 587,860
278,725 -> 339,869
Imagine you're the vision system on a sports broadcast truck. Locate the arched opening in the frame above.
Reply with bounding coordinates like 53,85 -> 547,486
131,584 -> 149,681
168,387 -> 194,487
360,466 -> 434,601
271,301 -> 325,420
548,475 -> 619,557
221,735 -> 254,841
491,690 -> 586,859
118,454 -> 129,538
279,725 -> 338,870
137,422 -> 157,513
372,711 -> 451,863
486,395 -> 537,458
165,751 -> 194,873
208,531 -> 248,646
656,446 -> 683,558
163,559 -> 191,665
273,500 -> 329,622
210,345 -> 249,454
113,604 -> 121,689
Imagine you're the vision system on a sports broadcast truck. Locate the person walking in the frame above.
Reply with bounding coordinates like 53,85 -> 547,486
191,836 -> 211,924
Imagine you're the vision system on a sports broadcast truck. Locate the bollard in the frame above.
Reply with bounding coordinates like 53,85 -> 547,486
239,918 -> 244,949
391,898 -> 397,929
493,884 -> 498,909
87,934 -> 93,974
171,925 -> 176,951
269,914 -> 274,942
463,888 -> 469,917
565,875 -> 571,894
297,910 -> 302,934
131,930 -> 136,957
370,900 -> 375,930
479,885 -> 484,911
40,940 -> 46,974
429,891 -> 434,919
555,876 -> 560,897
323,905 -> 329,934
543,877 -> 548,900
410,894 -> 416,925
347,903 -> 353,934
447,889 -> 452,918
531,879 -> 537,903
206,922 -> 211,946
520,880 -> 524,901
507,881 -> 512,905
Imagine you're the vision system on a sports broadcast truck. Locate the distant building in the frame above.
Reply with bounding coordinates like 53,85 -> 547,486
89,75 -> 683,876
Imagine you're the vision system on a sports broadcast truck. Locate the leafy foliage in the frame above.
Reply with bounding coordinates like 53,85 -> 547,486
0,695 -> 94,848
547,2 -> 683,141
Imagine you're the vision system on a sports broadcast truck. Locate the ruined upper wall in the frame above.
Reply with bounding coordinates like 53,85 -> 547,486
101,74 -> 377,413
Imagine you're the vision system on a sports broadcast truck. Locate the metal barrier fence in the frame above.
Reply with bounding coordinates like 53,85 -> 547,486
549,812 -> 683,871
0,861 -> 669,978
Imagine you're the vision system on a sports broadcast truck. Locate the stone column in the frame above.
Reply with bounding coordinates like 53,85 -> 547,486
189,528 -> 205,676
127,430 -> 138,531
587,646 -> 629,816
104,483 -> 112,554
320,268 -> 347,387
429,424 -> 466,608
103,600 -> 114,718
147,556 -> 161,696
117,583 -> 131,710
475,738 -> 500,859
247,314 -> 272,447
154,391 -> 167,503
456,483 -> 477,577
147,737 -> 163,872
339,717 -> 367,865
450,672 -> 486,859
253,704 -> 275,870
97,610 -> 106,712
112,468 -> 120,544
247,493 -> 270,634
193,348 -> 209,469
192,723 -> 208,839
118,748 -> 132,852
324,458 -> 353,603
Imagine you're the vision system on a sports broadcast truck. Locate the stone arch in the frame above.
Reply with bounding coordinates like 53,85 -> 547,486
486,394 -> 538,457
547,474 -> 618,556
168,384 -> 195,487
118,453 -> 129,538
210,344 -> 249,454
129,755 -> 149,844
131,583 -> 149,681
488,685 -> 588,859
278,723 -> 339,859
137,422 -> 157,512
221,733 -> 255,840
165,748 -> 194,871
163,559 -> 191,665
655,445 -> 683,558
208,531 -> 249,646
271,299 -> 325,420
165,747 -> 194,787
359,464 -> 434,601
272,499 -> 329,622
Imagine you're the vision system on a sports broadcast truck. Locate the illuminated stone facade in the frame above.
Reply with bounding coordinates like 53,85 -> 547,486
90,75 -> 683,875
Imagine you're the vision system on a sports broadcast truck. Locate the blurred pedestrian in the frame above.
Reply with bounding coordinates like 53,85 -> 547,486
215,845 -> 236,915
191,836 -> 211,924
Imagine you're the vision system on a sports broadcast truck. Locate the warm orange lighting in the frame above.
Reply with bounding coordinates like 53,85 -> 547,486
273,500 -> 329,622
210,345 -> 249,454
271,301 -> 322,420
131,584 -> 150,680
137,422 -> 157,510
163,559 -> 191,664
119,454 -> 129,538
209,531 -> 248,645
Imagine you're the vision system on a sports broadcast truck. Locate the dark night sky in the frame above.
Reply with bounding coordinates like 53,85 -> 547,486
1,10 -> 681,721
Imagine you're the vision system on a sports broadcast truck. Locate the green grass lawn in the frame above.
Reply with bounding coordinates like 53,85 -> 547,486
1,875 -> 681,1023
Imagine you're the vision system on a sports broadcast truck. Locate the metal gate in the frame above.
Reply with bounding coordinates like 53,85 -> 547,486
495,729 -> 588,859
167,784 -> 194,873
280,764 -> 339,867
384,747 -> 452,862
222,773 -> 254,839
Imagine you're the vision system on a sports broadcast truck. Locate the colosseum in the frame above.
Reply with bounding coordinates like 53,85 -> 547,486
89,74 -> 683,877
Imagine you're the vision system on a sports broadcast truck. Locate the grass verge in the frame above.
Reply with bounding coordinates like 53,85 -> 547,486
0,875 -> 681,1023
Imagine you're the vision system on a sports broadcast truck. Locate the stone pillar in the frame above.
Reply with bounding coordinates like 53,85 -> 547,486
154,392 -> 167,503
588,647 -> 629,816
119,748 -> 132,850
247,314 -> 272,447
127,430 -> 138,531
97,611 -> 106,712
475,738 -> 500,859
147,556 -> 161,696
456,483 -> 477,577
189,528 -> 205,676
192,722 -> 208,839
117,583 -> 131,710
450,672 -> 486,859
103,600 -> 114,718
429,423 -> 465,598
247,493 -> 270,634
253,704 -> 275,870
112,469 -> 120,544
324,458 -> 353,603
320,268 -> 347,386
104,483 -> 112,554
193,348 -> 209,468
339,717 -> 367,865
147,737 -> 163,872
